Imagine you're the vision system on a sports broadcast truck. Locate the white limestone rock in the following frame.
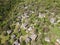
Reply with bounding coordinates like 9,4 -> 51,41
57,20 -> 60,23
38,13 -> 45,18
19,36 -> 23,42
30,11 -> 35,13
28,27 -> 33,31
50,18 -> 55,24
56,39 -> 60,44
11,34 -> 16,39
45,37 -> 50,42
30,34 -> 37,41
21,23 -> 28,29
7,30 -> 12,34
24,12 -> 29,18
24,6 -> 28,9
51,12 -> 55,15
13,40 -> 20,45
16,22 -> 20,26
17,16 -> 21,19
25,37 -> 31,43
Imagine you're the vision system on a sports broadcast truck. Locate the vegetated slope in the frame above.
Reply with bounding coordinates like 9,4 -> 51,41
0,0 -> 60,45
